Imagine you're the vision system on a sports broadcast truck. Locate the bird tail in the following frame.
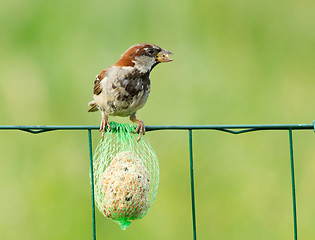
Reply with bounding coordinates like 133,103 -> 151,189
88,101 -> 98,112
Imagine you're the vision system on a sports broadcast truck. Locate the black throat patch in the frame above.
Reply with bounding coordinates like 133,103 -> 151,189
122,71 -> 150,97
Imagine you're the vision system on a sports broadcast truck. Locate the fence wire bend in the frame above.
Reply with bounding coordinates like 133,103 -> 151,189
0,122 -> 314,133
1,122 -> 315,240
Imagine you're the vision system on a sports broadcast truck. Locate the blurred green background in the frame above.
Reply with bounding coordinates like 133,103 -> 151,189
1,0 -> 315,239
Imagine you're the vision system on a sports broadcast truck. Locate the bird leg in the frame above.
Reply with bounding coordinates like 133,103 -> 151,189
130,113 -> 145,141
99,112 -> 111,139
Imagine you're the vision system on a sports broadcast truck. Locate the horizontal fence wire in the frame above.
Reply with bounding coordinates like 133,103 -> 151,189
0,123 -> 314,133
1,122 -> 315,240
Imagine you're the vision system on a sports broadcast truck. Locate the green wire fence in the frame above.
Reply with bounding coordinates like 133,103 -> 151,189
1,122 -> 315,240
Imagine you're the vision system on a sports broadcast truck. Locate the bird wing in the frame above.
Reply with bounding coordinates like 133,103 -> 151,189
94,69 -> 107,95
88,101 -> 98,112
88,69 -> 108,112
94,79 -> 102,95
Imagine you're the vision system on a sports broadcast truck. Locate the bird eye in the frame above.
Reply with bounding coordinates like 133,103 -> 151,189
147,49 -> 154,54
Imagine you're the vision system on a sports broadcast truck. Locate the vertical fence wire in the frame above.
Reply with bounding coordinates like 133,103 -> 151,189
1,124 -> 312,239
88,130 -> 97,240
288,129 -> 298,240
189,130 -> 197,240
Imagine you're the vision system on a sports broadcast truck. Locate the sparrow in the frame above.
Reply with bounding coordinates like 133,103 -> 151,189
88,43 -> 173,140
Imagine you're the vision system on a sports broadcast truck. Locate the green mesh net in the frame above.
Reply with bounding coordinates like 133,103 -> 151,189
93,122 -> 159,230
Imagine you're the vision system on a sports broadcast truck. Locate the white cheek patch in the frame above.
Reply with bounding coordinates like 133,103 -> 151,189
133,56 -> 156,73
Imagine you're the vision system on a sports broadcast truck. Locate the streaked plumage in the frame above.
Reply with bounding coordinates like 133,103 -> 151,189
88,43 -> 173,140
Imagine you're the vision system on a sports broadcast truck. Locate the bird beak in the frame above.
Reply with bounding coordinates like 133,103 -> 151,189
155,49 -> 174,63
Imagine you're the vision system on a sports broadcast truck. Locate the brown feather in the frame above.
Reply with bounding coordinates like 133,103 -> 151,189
88,101 -> 98,112
93,79 -> 102,95
115,54 -> 135,67
98,69 -> 107,80
93,69 -> 107,95
115,44 -> 149,67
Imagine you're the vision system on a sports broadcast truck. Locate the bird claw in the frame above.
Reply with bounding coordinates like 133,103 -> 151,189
99,119 -> 111,139
134,120 -> 145,141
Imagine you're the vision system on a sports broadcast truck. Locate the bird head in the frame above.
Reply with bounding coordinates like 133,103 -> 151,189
115,43 -> 174,73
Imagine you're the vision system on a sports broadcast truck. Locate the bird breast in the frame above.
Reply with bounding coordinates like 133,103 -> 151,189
94,67 -> 151,117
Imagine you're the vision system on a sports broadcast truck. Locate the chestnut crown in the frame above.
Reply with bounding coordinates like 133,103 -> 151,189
115,43 -> 173,72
